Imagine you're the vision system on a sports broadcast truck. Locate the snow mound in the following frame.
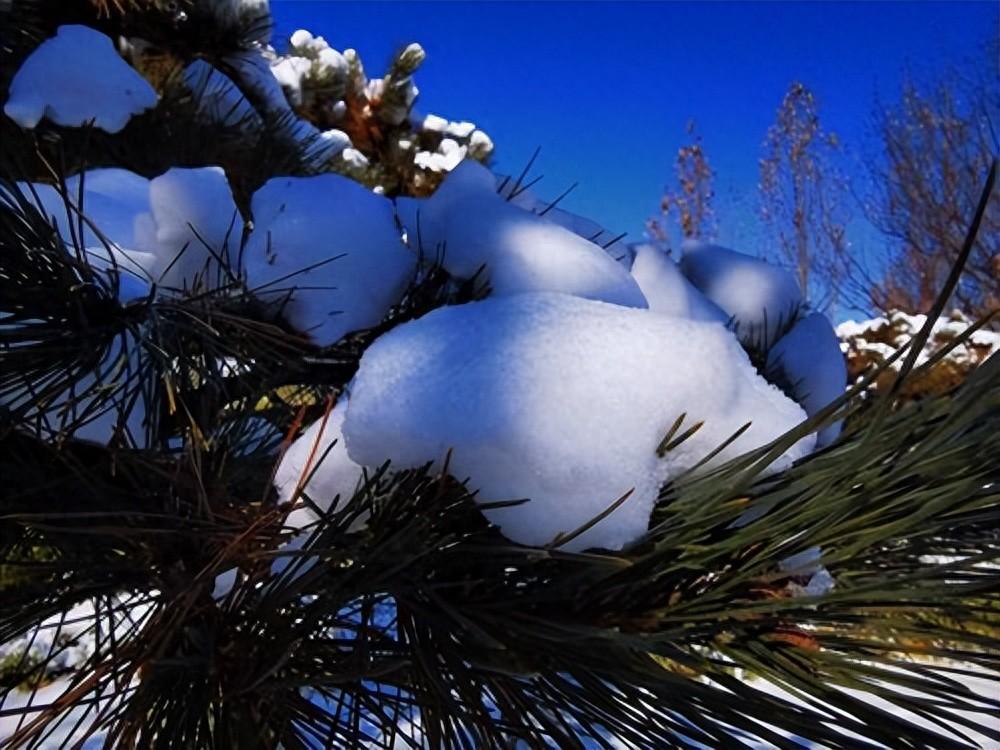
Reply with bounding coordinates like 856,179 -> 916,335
680,239 -> 802,349
767,312 -> 847,448
4,25 -> 157,133
344,293 -> 813,551
396,160 -> 647,308
497,177 -> 618,250
244,174 -> 415,345
630,242 -> 730,324
144,167 -> 242,289
270,396 -> 367,579
17,169 -> 154,269
275,395 -> 365,527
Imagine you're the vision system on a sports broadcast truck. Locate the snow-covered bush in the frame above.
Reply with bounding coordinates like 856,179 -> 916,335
6,145 -> 844,545
838,309 -> 999,401
265,28 -> 494,195
5,4 -> 997,747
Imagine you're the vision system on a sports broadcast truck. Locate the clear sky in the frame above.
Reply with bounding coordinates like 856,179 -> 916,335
269,1 -> 996,278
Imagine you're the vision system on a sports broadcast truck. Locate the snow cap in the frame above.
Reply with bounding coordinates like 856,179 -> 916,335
344,292 -> 814,551
5,25 -> 157,133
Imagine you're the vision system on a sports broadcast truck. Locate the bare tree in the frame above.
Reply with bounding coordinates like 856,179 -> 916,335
759,82 -> 849,310
648,120 -> 716,247
866,64 -> 999,320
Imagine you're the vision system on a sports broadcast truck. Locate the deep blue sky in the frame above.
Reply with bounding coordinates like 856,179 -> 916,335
270,1 -> 995,271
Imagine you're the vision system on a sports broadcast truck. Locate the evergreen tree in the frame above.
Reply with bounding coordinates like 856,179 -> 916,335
1,2 -> 998,748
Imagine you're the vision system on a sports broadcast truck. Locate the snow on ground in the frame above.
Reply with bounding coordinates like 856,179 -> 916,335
767,312 -> 846,448
629,242 -> 730,324
395,160 -> 647,308
245,173 -> 415,345
343,292 -> 813,551
0,596 -> 152,749
741,666 -> 1000,750
679,239 -> 802,350
4,25 -> 157,133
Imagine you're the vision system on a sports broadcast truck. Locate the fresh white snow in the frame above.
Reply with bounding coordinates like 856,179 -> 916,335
679,239 -> 802,350
143,166 -> 242,290
244,174 -> 415,345
395,160 -> 647,308
629,242 -> 730,324
4,25 -> 157,133
16,169 -> 154,269
767,312 -> 847,448
268,396 -> 366,580
343,293 -> 813,551
275,395 -> 365,526
496,175 -> 627,254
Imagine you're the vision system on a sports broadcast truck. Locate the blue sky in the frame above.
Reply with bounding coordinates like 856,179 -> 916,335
270,1 -> 995,282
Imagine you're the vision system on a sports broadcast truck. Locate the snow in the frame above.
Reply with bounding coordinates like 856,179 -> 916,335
273,30 -> 347,108
496,176 -> 626,252
0,596 -> 151,748
744,666 -> 1000,750
444,120 -> 476,138
225,48 -> 350,161
86,247 -> 154,304
9,170 -> 158,305
767,312 -> 847,448
45,330 -> 152,446
629,242 -> 730,324
244,174 -> 415,345
270,55 -> 312,105
679,239 -> 802,350
414,147 -> 464,173
467,129 -> 494,159
275,395 -> 365,526
319,128 -> 352,153
17,169 -> 154,267
143,167 -> 242,290
340,147 -> 370,169
4,25 -> 157,133
396,161 -> 647,308
421,113 -> 448,132
212,567 -> 239,600
268,396 -> 366,579
343,293 -> 813,551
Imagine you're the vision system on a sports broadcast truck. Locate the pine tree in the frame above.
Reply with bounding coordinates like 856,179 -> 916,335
1,3 -> 999,749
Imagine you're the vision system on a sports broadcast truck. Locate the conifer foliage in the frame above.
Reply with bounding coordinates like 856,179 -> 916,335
1,2 -> 999,748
